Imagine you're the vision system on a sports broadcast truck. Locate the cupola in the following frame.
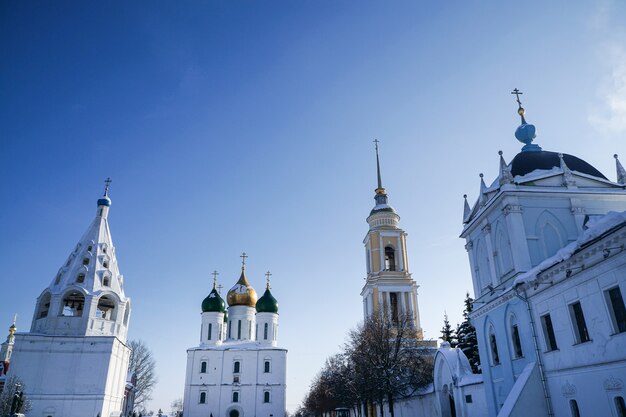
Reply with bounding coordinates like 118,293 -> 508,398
256,271 -> 278,313
226,253 -> 258,307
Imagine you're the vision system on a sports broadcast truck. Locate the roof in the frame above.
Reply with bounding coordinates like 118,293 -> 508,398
511,151 -> 607,179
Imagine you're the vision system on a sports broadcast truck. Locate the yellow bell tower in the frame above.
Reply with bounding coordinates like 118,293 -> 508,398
361,141 -> 424,339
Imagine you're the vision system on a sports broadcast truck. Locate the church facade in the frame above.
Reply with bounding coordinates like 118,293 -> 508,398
461,94 -> 626,417
8,186 -> 132,417
182,260 -> 287,417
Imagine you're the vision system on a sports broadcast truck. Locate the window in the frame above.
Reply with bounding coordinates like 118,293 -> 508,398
390,292 -> 399,324
228,321 -> 232,339
200,361 -> 207,373
62,291 -> 85,317
569,302 -> 590,343
232,391 -> 239,403
97,296 -> 115,320
489,332 -> 500,365
82,258 -> 90,266
264,391 -> 271,403
38,293 -> 51,318
541,314 -> 558,351
76,273 -> 85,283
237,320 -> 241,339
103,260 -> 109,268
208,323 -> 212,340
384,246 -> 396,271
465,395 -> 473,403
103,277 -> 110,286
87,245 -> 93,252
248,320 -> 252,339
264,360 -> 270,373
233,361 -> 240,373
606,286 -> 626,333
570,400 -> 580,417
233,375 -> 240,383
615,396 -> 626,417
264,323 -> 268,340
199,391 -> 206,404
511,324 -> 523,358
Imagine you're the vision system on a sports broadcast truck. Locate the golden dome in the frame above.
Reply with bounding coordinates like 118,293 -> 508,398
227,269 -> 258,307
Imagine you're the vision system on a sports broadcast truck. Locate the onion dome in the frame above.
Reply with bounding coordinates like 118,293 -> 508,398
201,287 -> 226,313
256,274 -> 279,313
227,268 -> 258,307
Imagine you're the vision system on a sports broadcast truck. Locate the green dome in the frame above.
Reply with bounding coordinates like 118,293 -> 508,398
256,288 -> 279,313
201,288 -> 226,313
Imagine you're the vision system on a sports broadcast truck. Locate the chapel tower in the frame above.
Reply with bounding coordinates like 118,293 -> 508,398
8,181 -> 131,417
361,141 -> 424,339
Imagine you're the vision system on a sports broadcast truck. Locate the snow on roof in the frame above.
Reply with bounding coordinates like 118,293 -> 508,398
513,210 -> 626,287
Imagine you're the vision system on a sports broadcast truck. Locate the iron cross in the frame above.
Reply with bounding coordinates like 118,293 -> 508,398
511,88 -> 523,107
104,177 -> 112,195
265,271 -> 272,288
211,270 -> 219,287
240,252 -> 248,268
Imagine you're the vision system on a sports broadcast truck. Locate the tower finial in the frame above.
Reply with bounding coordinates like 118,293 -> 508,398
104,177 -> 112,196
240,252 -> 248,270
212,270 -> 219,289
374,139 -> 384,193
265,271 -> 272,290
511,88 -> 540,152
615,154 -> 626,185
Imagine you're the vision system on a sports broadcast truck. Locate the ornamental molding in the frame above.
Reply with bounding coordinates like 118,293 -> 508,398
465,241 -> 474,251
604,375 -> 623,391
561,381 -> 577,397
469,290 -> 515,319
502,204 -> 523,216
570,207 -> 585,215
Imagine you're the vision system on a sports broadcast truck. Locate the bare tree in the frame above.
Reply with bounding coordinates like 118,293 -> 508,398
348,312 -> 433,417
170,398 -> 183,417
0,375 -> 32,416
128,339 -> 158,411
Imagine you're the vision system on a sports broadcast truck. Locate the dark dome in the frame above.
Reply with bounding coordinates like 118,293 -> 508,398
256,288 -> 278,313
201,288 -> 226,313
510,151 -> 607,180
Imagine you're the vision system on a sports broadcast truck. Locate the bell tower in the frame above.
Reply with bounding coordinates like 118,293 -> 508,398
361,141 -> 424,339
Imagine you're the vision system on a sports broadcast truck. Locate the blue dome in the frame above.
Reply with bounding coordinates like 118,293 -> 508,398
97,196 -> 112,207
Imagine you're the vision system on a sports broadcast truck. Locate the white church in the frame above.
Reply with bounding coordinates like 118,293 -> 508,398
182,258 -> 287,417
7,184 -> 132,417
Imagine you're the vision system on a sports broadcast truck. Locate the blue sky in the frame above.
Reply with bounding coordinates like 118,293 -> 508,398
2,1 -> 626,413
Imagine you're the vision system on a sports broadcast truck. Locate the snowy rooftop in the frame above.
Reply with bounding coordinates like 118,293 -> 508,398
513,210 -> 626,287
189,340 -> 286,352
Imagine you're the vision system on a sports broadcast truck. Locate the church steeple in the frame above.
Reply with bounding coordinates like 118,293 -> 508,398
361,143 -> 425,340
29,180 -> 130,341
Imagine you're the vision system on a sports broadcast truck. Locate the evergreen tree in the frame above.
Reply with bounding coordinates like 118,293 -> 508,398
456,292 -> 481,373
439,312 -> 457,347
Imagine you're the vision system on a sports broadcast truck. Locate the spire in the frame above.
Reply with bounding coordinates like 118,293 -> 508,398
498,150 -> 514,185
615,154 -> 626,185
511,88 -> 541,152
374,139 -> 384,192
463,194 -> 471,223
478,173 -> 487,207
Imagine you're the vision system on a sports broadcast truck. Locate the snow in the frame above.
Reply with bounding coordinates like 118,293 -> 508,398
372,203 -> 394,211
513,166 -> 561,183
513,211 -> 626,286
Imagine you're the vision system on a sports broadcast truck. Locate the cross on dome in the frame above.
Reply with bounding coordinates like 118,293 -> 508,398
240,252 -> 248,269
104,177 -> 112,196
265,271 -> 272,289
211,270 -> 219,289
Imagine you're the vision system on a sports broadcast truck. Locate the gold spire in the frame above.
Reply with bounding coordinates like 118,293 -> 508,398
9,314 -> 16,336
374,139 -> 386,195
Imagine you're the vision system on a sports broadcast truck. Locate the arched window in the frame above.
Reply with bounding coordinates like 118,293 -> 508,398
536,211 -> 567,259
103,260 -> 109,269
384,246 -> 396,271
475,240 -> 491,290
570,400 -> 580,417
488,325 -> 500,365
494,225 -> 514,279
509,314 -> 523,359
208,323 -> 213,340
97,295 -> 115,320
232,391 -> 239,403
264,391 -> 271,403
264,323 -> 269,340
103,277 -> 110,286
200,361 -> 207,373
264,360 -> 271,373
614,396 -> 626,417
199,391 -> 206,404
61,291 -> 85,317
76,273 -> 85,283
82,257 -> 90,266
37,292 -> 51,319
229,410 -> 239,417
233,361 -> 241,373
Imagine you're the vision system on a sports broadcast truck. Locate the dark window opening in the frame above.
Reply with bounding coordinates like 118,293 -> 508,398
264,323 -> 268,340
607,287 -> 626,333
570,302 -> 590,343
465,395 -> 473,403
541,314 -> 558,351
232,391 -> 239,403
390,292 -> 399,324
62,291 -> 85,317
489,333 -> 500,365
97,295 -> 115,320
199,392 -> 206,404
615,396 -> 626,417
208,323 -> 212,340
512,324 -> 523,358
384,246 -> 396,271
233,361 -> 240,374
264,391 -> 270,403
200,361 -> 207,373
237,320 -> 242,339
570,400 -> 580,417
76,273 -> 85,283
82,258 -> 90,266
264,361 -> 270,373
